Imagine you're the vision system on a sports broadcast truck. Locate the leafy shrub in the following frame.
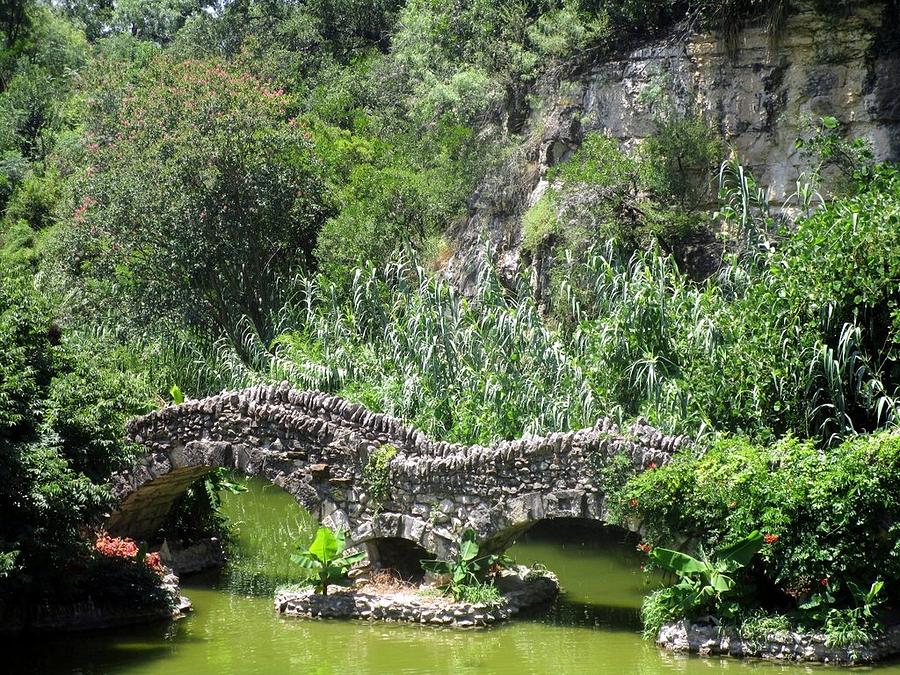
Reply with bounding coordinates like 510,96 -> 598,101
78,554 -> 172,609
521,191 -> 559,253
0,276 -> 155,602
160,467 -> 247,541
618,432 -> 900,619
55,56 -> 334,347
640,531 -> 763,637
738,610 -> 793,643
639,107 -> 724,211
820,580 -> 884,647
421,528 -> 510,602
3,167 -> 62,231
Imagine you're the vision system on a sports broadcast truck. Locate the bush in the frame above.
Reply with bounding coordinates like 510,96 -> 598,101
0,276 -> 154,602
54,56 -> 334,346
619,432 -> 900,617
521,191 -> 559,253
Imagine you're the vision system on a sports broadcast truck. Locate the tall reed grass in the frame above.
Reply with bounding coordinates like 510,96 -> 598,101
126,162 -> 899,448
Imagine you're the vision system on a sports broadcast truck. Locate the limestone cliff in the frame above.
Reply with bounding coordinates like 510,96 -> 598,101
445,1 -> 900,293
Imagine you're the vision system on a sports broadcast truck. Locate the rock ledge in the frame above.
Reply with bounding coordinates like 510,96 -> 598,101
658,619 -> 900,664
275,567 -> 559,628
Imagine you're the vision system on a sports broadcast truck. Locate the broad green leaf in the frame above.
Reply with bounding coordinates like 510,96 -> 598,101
421,559 -> 451,574
822,116 -> 839,129
710,572 -> 735,593
459,538 -> 480,561
869,580 -> 885,600
649,547 -> 706,575
308,526 -> 340,563
715,531 -> 763,568
334,528 -> 347,554
170,384 -> 184,405
291,553 -> 322,570
342,550 -> 366,566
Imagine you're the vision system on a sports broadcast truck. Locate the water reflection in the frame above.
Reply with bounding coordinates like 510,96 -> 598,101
6,478 -> 900,674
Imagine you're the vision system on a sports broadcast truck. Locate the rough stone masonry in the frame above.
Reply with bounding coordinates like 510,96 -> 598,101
109,382 -> 684,566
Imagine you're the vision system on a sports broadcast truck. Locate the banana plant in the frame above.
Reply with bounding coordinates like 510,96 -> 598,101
291,526 -> 366,595
649,530 -> 764,617
420,529 -> 513,600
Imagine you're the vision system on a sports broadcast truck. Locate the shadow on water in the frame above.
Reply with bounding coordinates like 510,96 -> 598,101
509,518 -> 650,634
4,614 -> 207,675
521,596 -> 643,632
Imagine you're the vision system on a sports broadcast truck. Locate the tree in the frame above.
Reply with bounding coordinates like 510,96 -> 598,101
56,56 -> 334,347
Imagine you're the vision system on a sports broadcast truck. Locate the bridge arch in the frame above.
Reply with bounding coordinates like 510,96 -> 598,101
108,383 -> 688,558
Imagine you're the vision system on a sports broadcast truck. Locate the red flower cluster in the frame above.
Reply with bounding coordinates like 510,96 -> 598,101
95,533 -> 165,576
637,542 -> 652,554
628,498 -> 639,508
763,533 -> 780,544
646,462 -> 658,470
144,552 -> 164,575
95,534 -> 139,559
73,195 -> 96,223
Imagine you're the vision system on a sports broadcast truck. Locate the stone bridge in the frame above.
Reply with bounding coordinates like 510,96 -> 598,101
109,383 -> 688,570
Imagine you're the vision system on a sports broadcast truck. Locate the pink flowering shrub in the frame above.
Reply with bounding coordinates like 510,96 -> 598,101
94,533 -> 165,576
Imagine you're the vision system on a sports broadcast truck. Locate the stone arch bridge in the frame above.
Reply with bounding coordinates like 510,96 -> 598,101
109,383 -> 688,568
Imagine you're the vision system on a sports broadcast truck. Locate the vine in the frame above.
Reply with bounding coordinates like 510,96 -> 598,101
362,443 -> 397,513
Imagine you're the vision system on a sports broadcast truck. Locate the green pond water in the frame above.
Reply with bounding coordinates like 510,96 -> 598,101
10,478 -> 900,674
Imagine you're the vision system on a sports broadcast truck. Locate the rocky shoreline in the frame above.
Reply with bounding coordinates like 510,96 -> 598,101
657,619 -> 900,664
275,566 -> 559,628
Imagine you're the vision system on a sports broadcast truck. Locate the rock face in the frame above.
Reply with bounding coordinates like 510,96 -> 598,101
446,1 -> 900,292
158,537 -> 225,576
110,382 -> 681,561
657,619 -> 900,664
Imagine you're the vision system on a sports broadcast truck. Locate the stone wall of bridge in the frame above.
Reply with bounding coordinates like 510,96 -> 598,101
109,382 -> 688,560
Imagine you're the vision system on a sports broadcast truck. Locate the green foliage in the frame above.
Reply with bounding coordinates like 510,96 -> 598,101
521,191 -> 559,253
3,167 -> 62,230
109,0 -> 206,44
639,106 -> 724,211
291,526 -> 366,595
817,581 -> 885,648
621,432 -> 900,633
738,611 -> 793,643
0,275 -> 159,603
254,258 -> 596,445
420,528 -> 511,602
455,581 -> 503,605
643,531 -> 764,636
54,56 -> 334,347
361,443 -> 397,511
169,383 -> 184,405
529,119 -> 721,287
795,115 -> 875,190
161,467 -> 247,541
161,161 -> 900,450
0,0 -> 894,628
